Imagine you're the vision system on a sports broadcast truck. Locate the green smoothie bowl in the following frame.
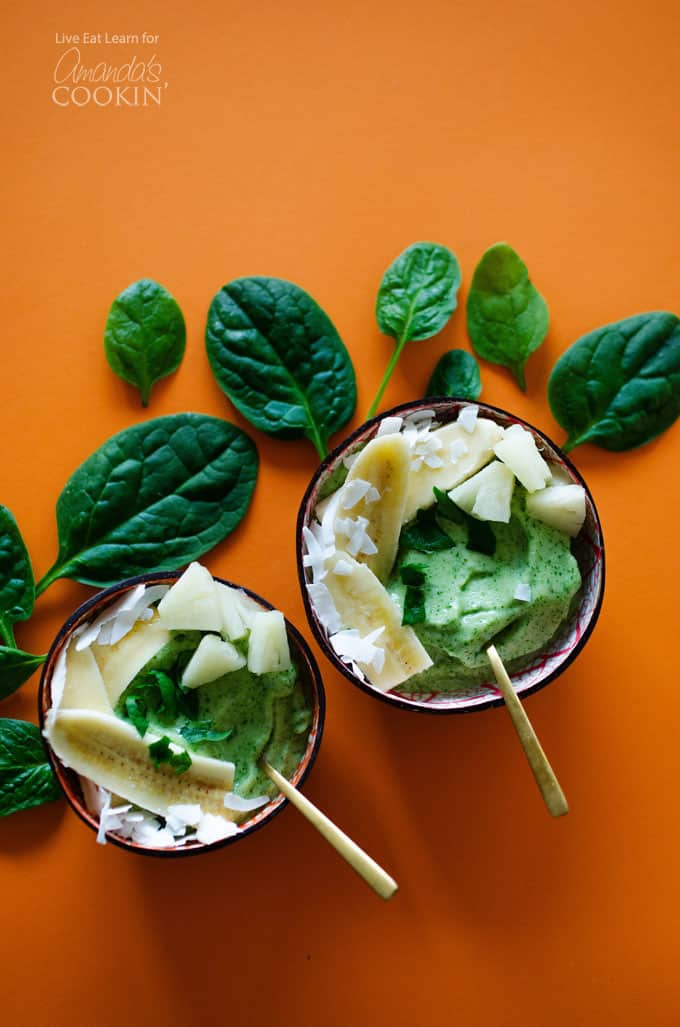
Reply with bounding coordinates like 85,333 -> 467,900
39,565 -> 325,855
297,399 -> 604,714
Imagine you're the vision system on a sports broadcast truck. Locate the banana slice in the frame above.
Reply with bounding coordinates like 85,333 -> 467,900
403,418 -> 504,522
47,710 -> 235,820
324,553 -> 432,691
334,434 -> 410,583
60,646 -> 112,715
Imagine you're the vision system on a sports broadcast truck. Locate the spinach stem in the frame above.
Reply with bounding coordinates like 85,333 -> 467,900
0,617 -> 15,648
366,334 -> 408,419
35,564 -> 63,598
308,423 -> 330,460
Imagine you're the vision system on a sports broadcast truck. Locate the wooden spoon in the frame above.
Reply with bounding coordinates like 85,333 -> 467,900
486,645 -> 568,818
261,760 -> 398,900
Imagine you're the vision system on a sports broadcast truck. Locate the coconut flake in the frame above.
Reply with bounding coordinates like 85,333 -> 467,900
166,803 -> 203,834
514,583 -> 532,603
75,585 -> 147,651
224,791 -> 270,813
403,408 -> 436,428
335,516 -> 378,558
340,479 -> 380,510
330,627 -> 386,678
196,813 -> 239,844
376,416 -> 403,436
332,558 -> 354,577
458,405 -> 479,433
96,791 -> 113,845
449,438 -> 469,461
307,582 -> 342,634
302,525 -> 335,583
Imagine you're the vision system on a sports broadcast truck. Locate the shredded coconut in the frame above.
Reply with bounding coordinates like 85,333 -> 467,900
302,525 -> 335,583
458,405 -> 479,433
307,582 -> 342,634
224,791 -> 270,813
340,479 -> 380,509
96,791 -> 113,845
449,438 -> 469,461
376,416 -> 404,436
196,813 -> 239,845
330,627 -> 386,680
332,558 -> 354,577
335,516 -> 378,558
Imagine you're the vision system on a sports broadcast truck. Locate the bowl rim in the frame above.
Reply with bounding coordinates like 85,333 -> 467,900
38,569 -> 326,857
296,397 -> 606,715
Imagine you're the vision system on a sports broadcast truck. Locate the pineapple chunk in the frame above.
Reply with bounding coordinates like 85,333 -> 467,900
215,583 -> 249,641
493,424 -> 551,493
526,484 -> 586,537
157,562 -> 222,631
247,611 -> 292,674
448,461 -> 515,522
181,634 -> 246,689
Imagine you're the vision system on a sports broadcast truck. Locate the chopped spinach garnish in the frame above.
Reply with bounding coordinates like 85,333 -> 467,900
432,486 -> 496,556
400,507 -> 455,553
179,721 -> 232,744
124,696 -> 150,738
403,586 -> 426,625
120,669 -> 178,737
148,736 -> 192,775
400,563 -> 427,587
466,518 -> 496,556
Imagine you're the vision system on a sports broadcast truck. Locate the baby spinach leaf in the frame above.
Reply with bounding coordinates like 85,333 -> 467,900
402,586 -> 426,626
206,277 -> 357,460
36,414 -> 258,593
467,243 -> 548,391
0,719 -> 61,817
0,505 -> 34,646
426,349 -> 482,400
0,648 -> 46,701
370,242 -> 461,416
104,279 -> 186,407
548,311 -> 680,452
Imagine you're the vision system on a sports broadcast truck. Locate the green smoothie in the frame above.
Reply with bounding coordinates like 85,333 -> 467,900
387,491 -> 581,692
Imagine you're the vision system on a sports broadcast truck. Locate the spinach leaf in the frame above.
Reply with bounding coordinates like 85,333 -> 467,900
370,242 -> 461,416
36,414 -> 258,593
0,647 -> 46,701
426,349 -> 482,401
400,507 -> 455,553
104,279 -> 186,407
206,277 -> 357,460
548,311 -> 680,452
0,719 -> 61,816
148,736 -> 192,774
179,721 -> 232,744
467,243 -> 548,391
403,586 -> 426,626
432,486 -> 466,524
0,505 -> 34,646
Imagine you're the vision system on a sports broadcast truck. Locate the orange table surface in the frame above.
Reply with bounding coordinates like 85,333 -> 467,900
3,1 -> 679,1024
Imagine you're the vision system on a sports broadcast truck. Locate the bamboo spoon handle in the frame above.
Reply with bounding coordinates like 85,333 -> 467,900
486,645 -> 569,818
261,760 -> 398,900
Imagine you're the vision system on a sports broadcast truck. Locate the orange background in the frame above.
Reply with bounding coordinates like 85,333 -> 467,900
3,1 -> 679,1024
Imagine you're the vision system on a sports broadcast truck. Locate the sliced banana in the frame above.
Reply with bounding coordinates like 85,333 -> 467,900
333,433 -> 410,583
403,418 -> 504,522
59,646 -> 112,715
324,553 -> 432,691
91,619 -> 171,705
47,710 -> 235,820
